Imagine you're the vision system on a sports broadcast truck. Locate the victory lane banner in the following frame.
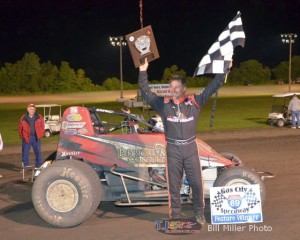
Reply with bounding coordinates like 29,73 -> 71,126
210,184 -> 263,224
149,84 -> 171,96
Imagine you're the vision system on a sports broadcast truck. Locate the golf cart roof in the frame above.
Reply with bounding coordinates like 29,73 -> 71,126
272,93 -> 300,98
35,104 -> 62,108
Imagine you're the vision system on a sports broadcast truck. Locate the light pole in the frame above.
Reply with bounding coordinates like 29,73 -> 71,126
281,33 -> 297,92
109,36 -> 127,101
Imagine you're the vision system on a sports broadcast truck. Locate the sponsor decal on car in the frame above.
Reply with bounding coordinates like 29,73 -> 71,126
67,114 -> 83,121
77,135 -> 167,167
118,143 -> 165,166
70,107 -> 79,114
61,151 -> 81,157
62,121 -> 86,130
63,129 -> 77,135
78,128 -> 88,134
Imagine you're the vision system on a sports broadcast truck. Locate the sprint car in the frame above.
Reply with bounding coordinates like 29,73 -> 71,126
32,106 -> 272,227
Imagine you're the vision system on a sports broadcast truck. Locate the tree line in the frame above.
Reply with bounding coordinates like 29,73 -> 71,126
0,52 -> 101,94
1,52 -> 300,94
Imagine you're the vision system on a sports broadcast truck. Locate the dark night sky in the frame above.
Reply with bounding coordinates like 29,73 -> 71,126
1,0 -> 300,84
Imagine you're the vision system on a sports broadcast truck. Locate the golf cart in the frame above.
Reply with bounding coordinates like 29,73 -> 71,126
35,104 -> 62,137
267,93 -> 300,127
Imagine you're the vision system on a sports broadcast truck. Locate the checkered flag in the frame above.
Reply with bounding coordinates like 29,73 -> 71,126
211,191 -> 227,210
243,188 -> 260,208
194,11 -> 245,77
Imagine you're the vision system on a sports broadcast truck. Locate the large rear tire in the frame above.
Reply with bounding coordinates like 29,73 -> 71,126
32,160 -> 102,227
214,166 -> 266,205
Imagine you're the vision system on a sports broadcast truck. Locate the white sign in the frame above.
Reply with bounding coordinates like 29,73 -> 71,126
210,184 -> 263,224
149,84 -> 171,96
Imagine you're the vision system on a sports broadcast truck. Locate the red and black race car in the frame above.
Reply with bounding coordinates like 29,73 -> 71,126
32,106 -> 273,227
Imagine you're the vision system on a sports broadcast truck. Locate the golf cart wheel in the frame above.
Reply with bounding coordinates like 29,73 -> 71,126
44,130 -> 51,138
219,151 -> 243,166
266,119 -> 272,125
32,160 -> 102,228
214,166 -> 266,205
276,119 -> 285,127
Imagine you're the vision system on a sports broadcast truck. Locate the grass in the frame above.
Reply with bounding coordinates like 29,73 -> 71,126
198,95 -> 272,131
0,95 -> 274,145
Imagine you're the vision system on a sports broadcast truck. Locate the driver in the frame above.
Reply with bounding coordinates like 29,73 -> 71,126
138,58 -> 231,225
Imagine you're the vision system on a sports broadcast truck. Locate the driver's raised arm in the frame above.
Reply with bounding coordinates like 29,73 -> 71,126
138,59 -> 164,114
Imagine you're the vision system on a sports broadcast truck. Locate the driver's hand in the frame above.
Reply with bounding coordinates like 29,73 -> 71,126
139,58 -> 149,72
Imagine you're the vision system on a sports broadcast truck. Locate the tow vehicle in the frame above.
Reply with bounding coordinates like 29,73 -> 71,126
32,106 -> 273,227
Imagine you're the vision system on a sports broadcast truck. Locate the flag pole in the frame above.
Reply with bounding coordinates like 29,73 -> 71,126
224,73 -> 228,83
210,91 -> 218,128
210,72 -> 229,127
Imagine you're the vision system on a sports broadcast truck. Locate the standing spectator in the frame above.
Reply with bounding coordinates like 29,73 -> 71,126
18,103 -> 45,167
288,94 -> 300,129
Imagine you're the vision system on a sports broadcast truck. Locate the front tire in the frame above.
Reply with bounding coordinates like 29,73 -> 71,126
214,166 -> 266,205
32,160 -> 102,227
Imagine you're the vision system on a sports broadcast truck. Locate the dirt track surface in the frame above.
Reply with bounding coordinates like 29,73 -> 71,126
0,127 -> 299,240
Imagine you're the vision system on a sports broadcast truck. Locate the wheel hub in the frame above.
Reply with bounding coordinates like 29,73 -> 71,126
46,180 -> 79,212
226,178 -> 251,186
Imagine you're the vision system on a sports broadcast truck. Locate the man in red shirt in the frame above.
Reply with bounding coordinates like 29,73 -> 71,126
18,103 -> 45,168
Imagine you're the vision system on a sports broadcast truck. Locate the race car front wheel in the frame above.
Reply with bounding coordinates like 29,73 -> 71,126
32,160 -> 102,227
213,166 -> 266,205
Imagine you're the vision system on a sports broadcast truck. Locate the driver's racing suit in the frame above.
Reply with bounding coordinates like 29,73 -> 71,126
138,71 -> 227,218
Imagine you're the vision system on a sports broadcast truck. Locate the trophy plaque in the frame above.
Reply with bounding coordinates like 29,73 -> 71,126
126,25 -> 160,68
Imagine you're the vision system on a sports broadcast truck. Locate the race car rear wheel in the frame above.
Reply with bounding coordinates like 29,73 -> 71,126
32,160 -> 102,227
214,166 -> 266,205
